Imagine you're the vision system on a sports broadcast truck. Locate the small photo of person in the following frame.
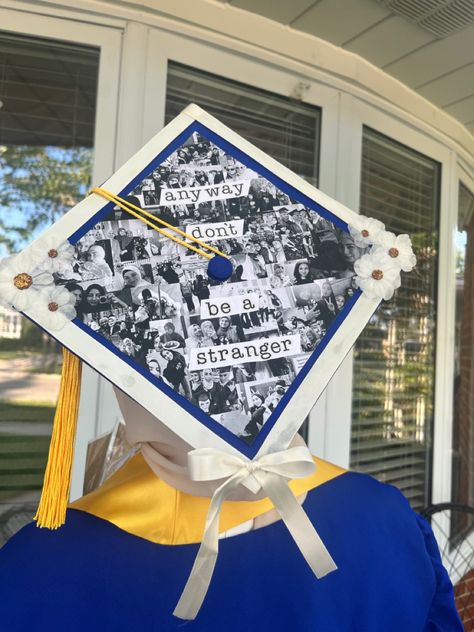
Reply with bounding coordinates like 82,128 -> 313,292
70,242 -> 114,282
159,348 -> 189,397
292,259 -> 317,285
114,227 -> 135,261
268,263 -> 291,288
158,321 -> 186,350
64,281 -> 86,320
82,283 -> 111,313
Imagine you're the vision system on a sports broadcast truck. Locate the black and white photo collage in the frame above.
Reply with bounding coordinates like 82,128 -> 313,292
53,132 -> 365,444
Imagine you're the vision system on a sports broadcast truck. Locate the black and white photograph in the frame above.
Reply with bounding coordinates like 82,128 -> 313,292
52,130 -> 364,444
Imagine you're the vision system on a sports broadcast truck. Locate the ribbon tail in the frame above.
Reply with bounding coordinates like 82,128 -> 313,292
262,472 -> 337,579
173,471 -> 248,620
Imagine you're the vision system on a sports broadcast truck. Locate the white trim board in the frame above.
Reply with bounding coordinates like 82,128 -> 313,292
5,0 -> 473,161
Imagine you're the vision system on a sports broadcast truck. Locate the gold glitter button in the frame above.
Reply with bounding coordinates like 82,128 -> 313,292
13,273 -> 33,290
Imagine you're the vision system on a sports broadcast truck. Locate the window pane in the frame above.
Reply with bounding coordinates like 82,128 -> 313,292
350,127 -> 441,511
451,182 -> 474,540
0,33 -> 99,544
165,61 -> 320,187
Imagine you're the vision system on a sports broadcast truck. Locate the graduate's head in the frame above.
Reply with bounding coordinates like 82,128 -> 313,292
5,107 -> 414,607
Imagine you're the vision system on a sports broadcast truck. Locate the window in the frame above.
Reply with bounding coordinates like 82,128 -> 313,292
0,33 -> 99,544
165,61 -> 321,186
350,127 -> 441,511
451,181 -> 474,539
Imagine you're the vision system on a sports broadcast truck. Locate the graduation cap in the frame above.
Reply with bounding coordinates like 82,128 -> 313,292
0,104 -> 416,618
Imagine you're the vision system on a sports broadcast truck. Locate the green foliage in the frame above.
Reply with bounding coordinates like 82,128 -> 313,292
0,145 -> 93,253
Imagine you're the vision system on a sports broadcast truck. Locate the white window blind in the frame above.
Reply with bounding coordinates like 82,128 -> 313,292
350,127 -> 441,511
0,33 -> 98,147
165,61 -> 320,186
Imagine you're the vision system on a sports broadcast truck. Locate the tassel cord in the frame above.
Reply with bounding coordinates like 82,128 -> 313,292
35,348 -> 82,529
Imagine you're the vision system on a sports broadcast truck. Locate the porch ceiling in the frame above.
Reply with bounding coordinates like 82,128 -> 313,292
220,0 -> 474,136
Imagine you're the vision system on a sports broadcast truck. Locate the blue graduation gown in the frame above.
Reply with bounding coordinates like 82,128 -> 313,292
0,470 -> 463,631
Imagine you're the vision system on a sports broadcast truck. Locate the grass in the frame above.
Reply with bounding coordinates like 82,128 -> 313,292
0,400 -> 55,423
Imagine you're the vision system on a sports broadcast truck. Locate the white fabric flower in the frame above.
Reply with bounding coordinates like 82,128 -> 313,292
348,215 -> 386,248
372,232 -> 416,272
354,252 -> 401,301
0,257 -> 54,311
29,234 -> 75,273
33,286 -> 76,330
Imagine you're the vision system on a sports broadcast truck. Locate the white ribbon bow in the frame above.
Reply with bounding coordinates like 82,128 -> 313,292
173,445 -> 337,620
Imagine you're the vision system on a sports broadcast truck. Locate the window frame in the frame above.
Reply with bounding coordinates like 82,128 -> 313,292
0,6 -> 123,500
324,97 -> 455,505
438,164 -> 474,577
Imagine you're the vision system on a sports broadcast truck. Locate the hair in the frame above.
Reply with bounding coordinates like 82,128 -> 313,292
85,283 -> 106,297
65,281 -> 83,296
293,261 -> 314,284
251,392 -> 264,405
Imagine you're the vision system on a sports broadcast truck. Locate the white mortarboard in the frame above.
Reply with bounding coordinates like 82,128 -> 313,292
0,104 -> 416,619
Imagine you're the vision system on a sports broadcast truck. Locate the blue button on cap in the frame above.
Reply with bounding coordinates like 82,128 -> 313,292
207,255 -> 233,282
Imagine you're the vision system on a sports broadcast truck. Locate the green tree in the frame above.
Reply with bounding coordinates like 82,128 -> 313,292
0,145 -> 93,253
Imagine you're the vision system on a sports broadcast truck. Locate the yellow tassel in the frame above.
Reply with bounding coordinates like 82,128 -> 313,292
35,348 -> 82,529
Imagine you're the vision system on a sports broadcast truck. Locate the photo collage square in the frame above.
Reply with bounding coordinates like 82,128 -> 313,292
53,132 -> 365,444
